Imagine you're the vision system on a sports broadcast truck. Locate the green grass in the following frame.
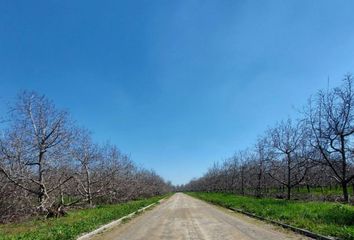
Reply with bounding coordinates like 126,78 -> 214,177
298,186 -> 353,197
187,192 -> 354,240
269,185 -> 354,196
241,185 -> 352,198
0,195 -> 166,240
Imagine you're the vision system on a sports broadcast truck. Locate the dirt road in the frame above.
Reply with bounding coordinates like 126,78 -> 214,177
90,193 -> 309,240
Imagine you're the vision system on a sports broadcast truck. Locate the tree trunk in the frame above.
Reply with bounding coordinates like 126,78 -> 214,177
342,181 -> 349,203
38,150 -> 48,213
241,168 -> 245,196
256,174 -> 261,197
84,164 -> 93,207
287,153 -> 291,200
287,185 -> 291,200
340,135 -> 349,203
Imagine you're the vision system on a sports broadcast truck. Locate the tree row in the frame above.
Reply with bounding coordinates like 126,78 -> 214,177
182,74 -> 354,203
0,92 -> 172,222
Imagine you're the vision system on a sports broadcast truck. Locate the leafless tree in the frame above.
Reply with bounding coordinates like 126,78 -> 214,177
0,92 -> 74,215
306,75 -> 354,202
254,137 -> 268,197
181,74 -> 354,204
266,118 -> 310,200
0,91 -> 172,222
71,128 -> 102,207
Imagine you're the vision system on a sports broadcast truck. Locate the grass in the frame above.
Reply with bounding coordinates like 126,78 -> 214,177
269,185 -> 354,196
239,185 -> 353,199
187,192 -> 354,240
0,195 -> 166,240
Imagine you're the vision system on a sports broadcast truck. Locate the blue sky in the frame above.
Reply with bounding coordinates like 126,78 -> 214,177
1,1 -> 354,185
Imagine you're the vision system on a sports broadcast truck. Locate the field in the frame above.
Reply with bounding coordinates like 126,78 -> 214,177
0,196 -> 165,240
187,192 -> 354,240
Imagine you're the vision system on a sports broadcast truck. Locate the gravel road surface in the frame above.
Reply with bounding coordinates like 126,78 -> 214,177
90,193 -> 309,240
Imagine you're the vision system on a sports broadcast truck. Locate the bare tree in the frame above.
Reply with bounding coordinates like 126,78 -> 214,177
238,151 -> 248,195
307,75 -> 354,202
223,156 -> 239,193
254,137 -> 268,197
0,92 -> 74,215
0,91 -> 172,222
182,74 -> 354,204
265,119 -> 310,200
72,128 -> 102,207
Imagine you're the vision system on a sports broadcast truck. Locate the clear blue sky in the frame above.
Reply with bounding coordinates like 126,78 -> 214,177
1,1 -> 354,185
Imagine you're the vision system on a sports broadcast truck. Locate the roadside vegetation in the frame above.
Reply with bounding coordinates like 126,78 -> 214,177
0,195 -> 165,240
188,192 -> 354,240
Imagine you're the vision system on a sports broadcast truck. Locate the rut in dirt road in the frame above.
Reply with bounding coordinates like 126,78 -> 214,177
90,193 -> 309,240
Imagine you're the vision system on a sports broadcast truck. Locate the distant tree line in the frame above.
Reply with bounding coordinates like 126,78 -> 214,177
0,92 -> 172,222
181,74 -> 354,203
